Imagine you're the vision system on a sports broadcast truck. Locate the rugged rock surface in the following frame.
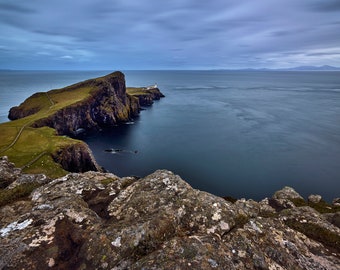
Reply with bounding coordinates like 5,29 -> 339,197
51,142 -> 102,173
308,194 -> 322,204
0,156 -> 21,189
133,88 -> 165,106
9,71 -> 164,136
0,159 -> 339,269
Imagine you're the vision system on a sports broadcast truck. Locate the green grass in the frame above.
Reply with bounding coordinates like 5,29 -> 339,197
0,71 -> 154,179
127,87 -> 160,97
100,178 -> 117,185
13,85 -> 95,120
0,182 -> 42,207
0,78 -> 99,178
127,87 -> 149,96
0,121 -> 76,178
285,219 -> 340,253
290,198 -> 340,213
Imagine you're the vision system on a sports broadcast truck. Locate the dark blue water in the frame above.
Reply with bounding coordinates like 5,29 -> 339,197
1,70 -> 340,201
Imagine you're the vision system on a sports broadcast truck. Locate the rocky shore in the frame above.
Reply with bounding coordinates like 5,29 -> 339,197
0,157 -> 339,269
9,71 -> 164,137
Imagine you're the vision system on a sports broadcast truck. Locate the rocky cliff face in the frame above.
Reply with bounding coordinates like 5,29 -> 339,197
132,88 -> 165,106
4,72 -> 163,175
9,72 -> 164,136
52,142 -> 102,173
0,158 -> 339,270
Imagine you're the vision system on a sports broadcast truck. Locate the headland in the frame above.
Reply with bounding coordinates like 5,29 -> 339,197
0,71 -> 164,178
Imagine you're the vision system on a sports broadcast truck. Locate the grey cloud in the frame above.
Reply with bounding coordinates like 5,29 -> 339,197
269,31 -> 292,37
309,0 -> 340,12
1,0 -> 340,69
307,52 -> 340,56
0,3 -> 35,13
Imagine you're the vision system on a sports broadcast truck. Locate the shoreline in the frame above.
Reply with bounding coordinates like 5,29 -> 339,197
0,71 -> 164,178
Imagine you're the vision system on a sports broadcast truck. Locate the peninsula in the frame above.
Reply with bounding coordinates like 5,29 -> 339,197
0,71 -> 164,178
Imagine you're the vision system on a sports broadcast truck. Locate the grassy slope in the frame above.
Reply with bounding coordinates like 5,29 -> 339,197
127,87 -> 159,97
0,78 -> 99,178
0,74 -> 153,178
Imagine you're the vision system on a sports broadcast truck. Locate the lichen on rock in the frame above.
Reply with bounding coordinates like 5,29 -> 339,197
0,159 -> 339,269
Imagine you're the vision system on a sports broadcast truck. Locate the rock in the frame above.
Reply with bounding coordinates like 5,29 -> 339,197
7,174 -> 48,189
323,212 -> 340,228
280,206 -> 340,254
51,142 -> 102,173
131,88 -> 165,106
270,186 -> 306,210
273,186 -> 304,201
308,194 -> 322,204
0,160 -> 339,269
0,156 -> 21,188
0,156 -> 50,190
233,199 -> 260,218
332,198 -> 340,206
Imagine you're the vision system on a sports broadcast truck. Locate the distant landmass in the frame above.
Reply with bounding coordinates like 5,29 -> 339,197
216,65 -> 340,71
280,65 -> 340,71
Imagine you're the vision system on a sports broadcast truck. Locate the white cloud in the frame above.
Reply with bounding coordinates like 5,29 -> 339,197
60,55 -> 73,60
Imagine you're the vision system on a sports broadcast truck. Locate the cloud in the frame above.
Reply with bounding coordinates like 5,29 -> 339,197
308,0 -> 340,12
0,3 -> 35,13
60,55 -> 73,60
0,0 -> 340,69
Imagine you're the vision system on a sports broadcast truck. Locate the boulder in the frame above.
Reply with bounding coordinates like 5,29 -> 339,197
0,156 -> 21,188
332,198 -> 340,207
273,186 -> 304,200
0,159 -> 339,269
308,194 -> 322,204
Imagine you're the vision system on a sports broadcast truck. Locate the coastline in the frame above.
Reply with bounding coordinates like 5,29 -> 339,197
0,71 -> 164,178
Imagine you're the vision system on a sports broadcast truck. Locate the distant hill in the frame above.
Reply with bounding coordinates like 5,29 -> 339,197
215,65 -> 340,71
283,65 -> 340,71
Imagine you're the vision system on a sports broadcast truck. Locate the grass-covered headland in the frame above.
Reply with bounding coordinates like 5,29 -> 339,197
0,71 -> 164,178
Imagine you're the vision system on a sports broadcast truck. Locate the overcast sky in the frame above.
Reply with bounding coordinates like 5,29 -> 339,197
1,0 -> 340,70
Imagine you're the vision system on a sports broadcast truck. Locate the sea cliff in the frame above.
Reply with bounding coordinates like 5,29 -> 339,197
0,157 -> 339,269
8,71 -> 164,136
1,71 -> 164,177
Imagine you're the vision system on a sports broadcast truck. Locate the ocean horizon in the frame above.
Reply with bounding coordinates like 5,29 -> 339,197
1,70 -> 340,201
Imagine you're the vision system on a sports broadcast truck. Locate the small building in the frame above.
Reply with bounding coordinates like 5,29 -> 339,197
146,83 -> 158,90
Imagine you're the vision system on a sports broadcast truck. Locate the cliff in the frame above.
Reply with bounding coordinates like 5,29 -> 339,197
1,71 -> 164,177
9,71 -> 164,136
0,157 -> 339,270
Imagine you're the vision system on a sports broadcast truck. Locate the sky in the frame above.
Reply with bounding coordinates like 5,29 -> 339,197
1,0 -> 340,70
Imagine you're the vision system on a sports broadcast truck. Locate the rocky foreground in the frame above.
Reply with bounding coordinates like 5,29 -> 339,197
0,156 -> 339,270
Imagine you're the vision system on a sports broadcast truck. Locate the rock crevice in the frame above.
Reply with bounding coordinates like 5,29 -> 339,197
0,159 -> 339,270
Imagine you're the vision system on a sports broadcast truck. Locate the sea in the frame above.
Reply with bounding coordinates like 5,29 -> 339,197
1,70 -> 340,201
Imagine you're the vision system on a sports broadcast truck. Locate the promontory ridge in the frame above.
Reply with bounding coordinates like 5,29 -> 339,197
0,71 -> 164,177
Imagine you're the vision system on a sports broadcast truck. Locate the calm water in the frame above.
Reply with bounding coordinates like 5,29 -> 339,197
1,70 -> 340,201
